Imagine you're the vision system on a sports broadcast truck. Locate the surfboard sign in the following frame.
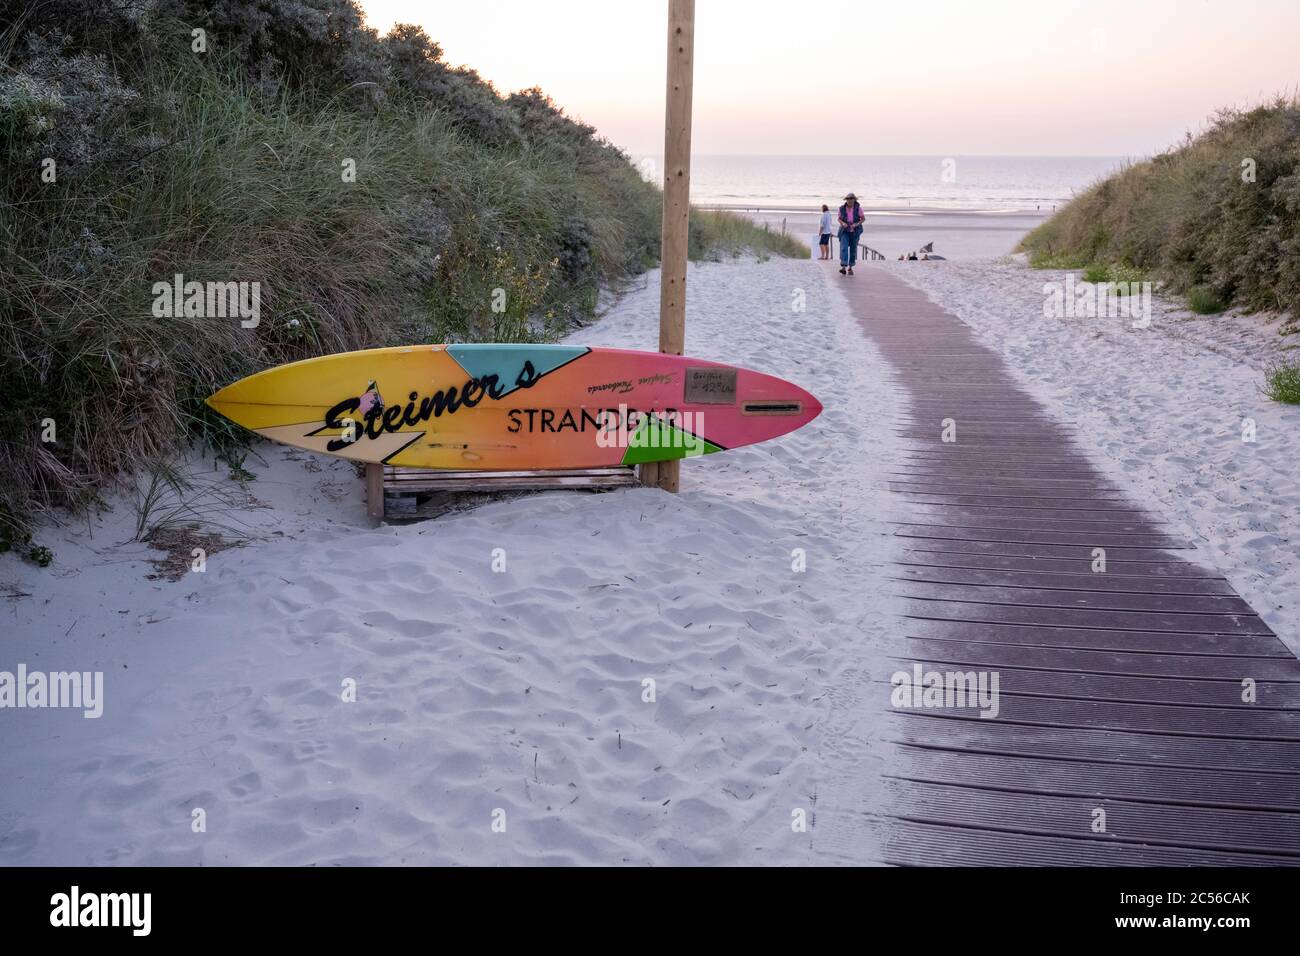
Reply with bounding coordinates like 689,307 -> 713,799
205,344 -> 822,471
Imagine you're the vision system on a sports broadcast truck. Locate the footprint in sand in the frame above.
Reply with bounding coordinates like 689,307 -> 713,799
228,772 -> 262,797
288,740 -> 330,762
90,842 -> 139,865
0,816 -> 40,862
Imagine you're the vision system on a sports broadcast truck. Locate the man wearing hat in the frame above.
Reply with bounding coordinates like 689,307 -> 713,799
837,192 -> 865,275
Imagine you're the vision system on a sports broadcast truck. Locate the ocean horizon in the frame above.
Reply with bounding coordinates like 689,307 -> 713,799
638,153 -> 1135,212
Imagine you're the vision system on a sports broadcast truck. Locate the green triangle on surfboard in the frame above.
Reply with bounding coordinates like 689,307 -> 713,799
620,415 -> 722,465
446,344 -> 589,398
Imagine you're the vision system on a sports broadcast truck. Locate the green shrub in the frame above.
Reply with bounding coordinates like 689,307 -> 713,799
1069,262 -> 1149,296
1263,359 -> 1300,403
1107,264 -> 1149,288
1027,249 -> 1089,270
1188,286 -> 1227,314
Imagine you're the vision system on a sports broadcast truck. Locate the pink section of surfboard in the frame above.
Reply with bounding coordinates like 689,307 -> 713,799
529,347 -> 822,451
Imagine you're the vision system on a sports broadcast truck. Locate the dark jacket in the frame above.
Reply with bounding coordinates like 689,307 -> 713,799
838,202 -> 864,235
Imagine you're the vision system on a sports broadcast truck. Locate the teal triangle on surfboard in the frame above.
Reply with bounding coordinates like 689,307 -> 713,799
446,344 -> 589,398
620,415 -> 723,466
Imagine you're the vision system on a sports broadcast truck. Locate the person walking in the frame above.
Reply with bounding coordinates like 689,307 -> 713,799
817,204 -> 833,260
838,192 -> 865,275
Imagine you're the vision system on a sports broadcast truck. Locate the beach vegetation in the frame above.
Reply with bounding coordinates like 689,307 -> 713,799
1076,262 -> 1150,296
1027,249 -> 1089,270
1263,359 -> 1300,404
1020,97 -> 1300,329
0,1 -> 797,543
1187,286 -> 1228,314
689,210 -> 811,261
129,456 -> 249,544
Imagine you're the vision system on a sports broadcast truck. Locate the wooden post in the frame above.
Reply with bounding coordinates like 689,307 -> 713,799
644,0 -> 695,493
365,462 -> 385,519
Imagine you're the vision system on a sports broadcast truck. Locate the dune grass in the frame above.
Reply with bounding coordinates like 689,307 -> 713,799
1027,250 -> 1090,270
1021,97 -> 1300,326
0,3 -> 802,550
1079,262 -> 1150,295
1187,286 -> 1228,314
689,209 -> 810,261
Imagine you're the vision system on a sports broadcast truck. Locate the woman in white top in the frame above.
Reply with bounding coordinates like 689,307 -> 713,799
817,204 -> 833,260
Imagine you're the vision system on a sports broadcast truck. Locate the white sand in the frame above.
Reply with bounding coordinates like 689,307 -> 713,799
885,257 -> 1300,653
0,257 -> 903,865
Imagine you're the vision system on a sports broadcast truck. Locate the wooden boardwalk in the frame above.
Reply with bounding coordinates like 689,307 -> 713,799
838,266 -> 1300,865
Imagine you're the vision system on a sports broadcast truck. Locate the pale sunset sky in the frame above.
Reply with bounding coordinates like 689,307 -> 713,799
359,0 -> 1299,156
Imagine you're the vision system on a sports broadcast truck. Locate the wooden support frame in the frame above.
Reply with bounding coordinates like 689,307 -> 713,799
365,462 -> 639,519
365,460 -> 386,519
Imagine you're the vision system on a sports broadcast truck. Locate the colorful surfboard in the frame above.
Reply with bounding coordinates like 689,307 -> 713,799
206,344 -> 822,470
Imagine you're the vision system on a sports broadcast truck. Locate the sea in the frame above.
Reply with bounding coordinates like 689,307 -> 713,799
636,154 -> 1135,259
675,154 -> 1132,212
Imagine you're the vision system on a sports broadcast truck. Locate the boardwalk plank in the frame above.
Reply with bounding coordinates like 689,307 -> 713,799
894,580 -> 1254,614
895,467 -> 1111,480
882,693 -> 1300,738
901,599 -> 1274,636
896,517 -> 1166,533
899,552 -> 1221,576
880,820 -> 1300,866
893,527 -> 1188,547
893,747 -> 1300,810
884,779 -> 1300,856
900,637 -> 1300,678
883,661 -> 1300,707
886,713 -> 1300,773
902,508 -> 1165,523
900,541 -> 1186,560
893,566 -> 1237,595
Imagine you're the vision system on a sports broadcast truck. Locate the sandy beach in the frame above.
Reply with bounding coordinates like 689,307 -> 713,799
720,206 -> 1050,260
0,258 -> 905,866
3,249 -> 1297,866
